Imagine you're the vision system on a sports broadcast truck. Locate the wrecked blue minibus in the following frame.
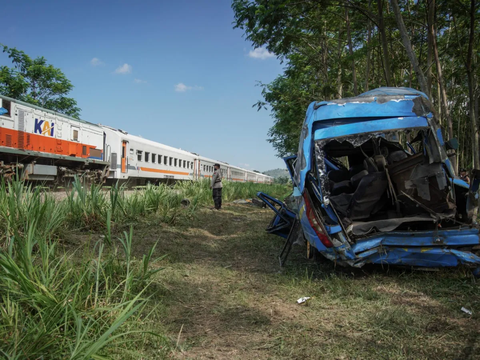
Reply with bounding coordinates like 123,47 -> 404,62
259,87 -> 480,274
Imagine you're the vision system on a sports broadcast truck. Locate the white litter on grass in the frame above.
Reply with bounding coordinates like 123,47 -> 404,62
461,307 -> 473,315
233,199 -> 250,204
296,297 -> 311,304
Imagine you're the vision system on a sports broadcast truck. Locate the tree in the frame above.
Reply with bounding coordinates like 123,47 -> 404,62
232,0 -> 480,172
275,176 -> 290,185
0,45 -> 80,118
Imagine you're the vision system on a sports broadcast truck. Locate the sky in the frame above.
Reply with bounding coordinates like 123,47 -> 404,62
0,0 -> 286,171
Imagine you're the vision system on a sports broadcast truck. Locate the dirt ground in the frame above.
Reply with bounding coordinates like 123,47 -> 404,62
83,204 -> 480,359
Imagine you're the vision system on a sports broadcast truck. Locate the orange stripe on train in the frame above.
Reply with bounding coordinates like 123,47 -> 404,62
139,167 -> 190,176
0,128 -> 99,158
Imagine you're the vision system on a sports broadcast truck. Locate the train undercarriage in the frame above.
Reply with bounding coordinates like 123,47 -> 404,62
0,147 -> 109,185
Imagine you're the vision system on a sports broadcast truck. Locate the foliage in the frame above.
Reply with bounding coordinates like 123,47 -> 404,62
0,177 -> 286,358
0,45 -> 81,118
232,0 -> 480,169
0,181 -> 168,359
274,176 -> 290,185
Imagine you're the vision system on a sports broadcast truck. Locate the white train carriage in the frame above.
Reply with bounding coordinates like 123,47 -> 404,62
229,165 -> 246,182
196,155 -> 229,181
0,95 -> 107,182
246,171 -> 257,182
0,95 -> 274,185
102,126 -> 197,183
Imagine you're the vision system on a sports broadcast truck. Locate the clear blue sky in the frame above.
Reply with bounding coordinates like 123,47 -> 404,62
1,0 -> 286,171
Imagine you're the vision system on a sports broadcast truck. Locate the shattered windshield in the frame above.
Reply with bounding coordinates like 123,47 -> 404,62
314,126 -> 460,235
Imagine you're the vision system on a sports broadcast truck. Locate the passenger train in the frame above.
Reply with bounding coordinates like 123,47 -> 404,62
0,95 -> 273,184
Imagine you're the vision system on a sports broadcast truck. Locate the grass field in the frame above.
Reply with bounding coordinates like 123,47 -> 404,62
0,179 -> 479,359
119,205 -> 479,360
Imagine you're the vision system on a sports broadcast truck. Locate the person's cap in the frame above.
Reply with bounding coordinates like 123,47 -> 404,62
461,168 -> 467,172
214,163 -> 220,167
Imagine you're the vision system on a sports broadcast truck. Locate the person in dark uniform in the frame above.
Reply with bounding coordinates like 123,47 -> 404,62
460,168 -> 470,185
210,163 -> 223,210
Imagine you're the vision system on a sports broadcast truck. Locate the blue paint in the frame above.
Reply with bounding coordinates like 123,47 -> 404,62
314,117 -> 428,141
358,247 -> 480,268
453,177 -> 469,189
353,228 -> 480,254
258,87 -> 480,272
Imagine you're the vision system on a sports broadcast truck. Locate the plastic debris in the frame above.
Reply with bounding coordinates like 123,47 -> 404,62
296,296 -> 311,304
233,199 -> 249,204
461,307 -> 473,315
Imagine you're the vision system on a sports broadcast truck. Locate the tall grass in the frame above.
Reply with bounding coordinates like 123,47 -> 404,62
0,221 -> 164,358
0,180 -> 66,244
0,177 -> 286,358
65,177 -> 290,230
174,179 -> 291,205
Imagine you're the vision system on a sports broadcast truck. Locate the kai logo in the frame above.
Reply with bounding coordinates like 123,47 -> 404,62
34,118 -> 54,137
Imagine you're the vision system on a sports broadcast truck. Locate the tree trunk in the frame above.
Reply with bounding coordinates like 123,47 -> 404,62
466,0 -> 479,169
345,8 -> 358,95
365,22 -> 372,91
429,0 -> 451,132
337,26 -> 344,98
390,0 -> 429,97
377,0 -> 392,86
426,0 -> 434,92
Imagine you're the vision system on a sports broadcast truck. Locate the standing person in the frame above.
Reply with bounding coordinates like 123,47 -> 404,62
210,163 -> 223,210
460,168 -> 470,185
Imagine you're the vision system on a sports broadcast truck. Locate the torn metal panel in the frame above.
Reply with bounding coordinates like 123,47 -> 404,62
313,117 -> 429,142
354,247 -> 480,268
352,227 -> 480,253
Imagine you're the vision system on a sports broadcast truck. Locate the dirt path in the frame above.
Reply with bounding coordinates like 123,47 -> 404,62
129,204 -> 479,359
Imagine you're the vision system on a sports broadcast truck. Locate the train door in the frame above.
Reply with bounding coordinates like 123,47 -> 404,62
121,140 -> 128,173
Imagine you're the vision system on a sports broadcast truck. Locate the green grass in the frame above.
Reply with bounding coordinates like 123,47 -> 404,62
5,178 -> 473,359
0,178 -> 287,359
125,204 -> 480,360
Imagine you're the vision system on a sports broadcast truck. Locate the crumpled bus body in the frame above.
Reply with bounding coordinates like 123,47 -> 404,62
259,88 -> 480,272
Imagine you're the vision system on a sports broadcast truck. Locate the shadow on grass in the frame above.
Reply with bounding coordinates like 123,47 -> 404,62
127,204 -> 479,359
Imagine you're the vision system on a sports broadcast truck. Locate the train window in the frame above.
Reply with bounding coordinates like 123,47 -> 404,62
174,158 -> 177,167
190,162 -> 193,169
169,157 -> 172,166
137,150 -> 142,161
72,130 -> 79,141
0,99 -> 11,117
130,148 -> 134,155
145,152 -> 150,162
158,155 -> 162,164
152,154 -> 156,163
183,160 -> 186,168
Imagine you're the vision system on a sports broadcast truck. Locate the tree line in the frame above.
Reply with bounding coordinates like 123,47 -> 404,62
232,0 -> 480,171
0,45 -> 80,118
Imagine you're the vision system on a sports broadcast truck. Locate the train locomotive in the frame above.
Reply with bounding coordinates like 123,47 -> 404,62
0,95 -> 273,185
